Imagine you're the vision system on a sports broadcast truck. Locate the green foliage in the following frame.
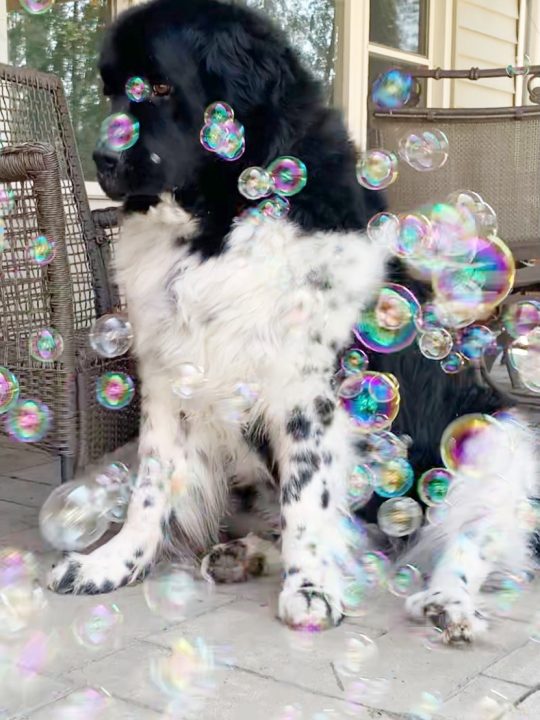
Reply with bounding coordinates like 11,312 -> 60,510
8,0 -> 110,180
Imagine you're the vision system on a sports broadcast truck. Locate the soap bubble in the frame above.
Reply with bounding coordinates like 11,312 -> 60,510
418,328 -> 453,360
96,372 -> 135,410
341,348 -> 369,376
0,367 -> 20,414
171,363 -> 206,399
369,430 -> 409,462
415,303 -> 443,333
503,300 -> 540,339
151,636 -> 215,700
399,129 -> 449,172
5,398 -> 51,443
238,166 -> 274,200
388,564 -> 423,597
100,113 -> 140,152
0,218 -> 5,253
356,149 -> 398,190
200,122 -> 229,152
347,464 -> 374,509
95,462 -> 133,523
89,314 -> 134,358
0,548 -> 47,638
339,372 -> 400,433
334,633 -> 378,676
406,691 -> 442,720
473,690 -> 513,720
18,0 -> 53,13
26,235 -> 56,266
51,688 -> 112,719
39,481 -> 110,550
372,457 -> 414,498
377,497 -> 422,537
440,413 -> 506,475
394,213 -> 432,258
125,76 -> 151,103
508,327 -> 540,393
506,54 -> 531,77
258,195 -> 290,219
267,156 -> 308,197
372,68 -> 413,110
0,184 -> 15,215
204,101 -> 235,125
144,565 -> 199,621
418,468 -> 453,506
215,119 -> 245,161
29,327 -> 64,363
367,211 -> 399,244
72,603 -> 123,650
355,284 -> 420,353
456,325 -> 496,363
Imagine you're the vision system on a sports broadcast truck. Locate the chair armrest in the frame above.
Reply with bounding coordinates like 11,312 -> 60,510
0,142 -> 75,356
91,206 -> 123,311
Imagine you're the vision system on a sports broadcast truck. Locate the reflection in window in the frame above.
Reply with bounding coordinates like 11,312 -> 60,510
7,0 -> 111,180
240,0 -> 338,99
370,0 -> 428,56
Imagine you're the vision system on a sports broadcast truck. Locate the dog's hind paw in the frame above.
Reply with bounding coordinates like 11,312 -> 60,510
278,584 -> 342,631
406,586 -> 488,644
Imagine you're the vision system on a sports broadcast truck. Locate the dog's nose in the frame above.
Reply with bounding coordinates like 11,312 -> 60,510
93,147 -> 119,175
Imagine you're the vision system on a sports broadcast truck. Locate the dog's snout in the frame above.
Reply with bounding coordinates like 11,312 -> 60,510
93,147 -> 119,175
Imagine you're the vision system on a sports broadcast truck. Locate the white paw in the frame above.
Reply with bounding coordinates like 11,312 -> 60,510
406,585 -> 488,644
278,584 -> 343,630
48,536 -> 153,595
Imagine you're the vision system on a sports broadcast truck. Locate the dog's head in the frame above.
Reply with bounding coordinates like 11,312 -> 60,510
95,0 -> 384,244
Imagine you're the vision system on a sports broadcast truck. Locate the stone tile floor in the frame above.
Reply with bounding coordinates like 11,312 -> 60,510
0,440 -> 539,719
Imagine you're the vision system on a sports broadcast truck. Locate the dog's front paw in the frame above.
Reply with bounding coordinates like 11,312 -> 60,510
406,586 -> 488,644
278,582 -> 343,631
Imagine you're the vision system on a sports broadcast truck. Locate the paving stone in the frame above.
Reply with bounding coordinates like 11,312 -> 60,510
0,500 -> 39,538
0,444 -> 54,475
439,675 -> 527,720
21,690 -> 162,719
483,640 -> 540,687
9,461 -> 61,486
0,671 -> 72,719
0,477 -> 53,509
517,689 -> 540,719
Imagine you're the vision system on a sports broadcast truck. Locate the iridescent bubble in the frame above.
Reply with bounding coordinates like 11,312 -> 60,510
72,603 -> 123,650
367,211 -> 399,245
29,327 -> 64,363
26,235 -> 56,266
503,300 -> 540,339
18,0 -> 53,13
204,101 -> 235,124
144,565 -> 199,621
151,636 -> 215,699
433,297 -> 479,331
426,504 -> 449,526
215,119 -> 245,161
345,678 -> 389,714
89,313 -> 134,358
52,688 -> 112,719
341,348 -> 369,376
339,372 -> 400,433
200,122 -> 229,152
430,201 -> 477,259
355,284 -> 420,354
474,200 -> 498,238
125,76 -> 151,102
418,468 -> 453,506
369,430 -> 409,462
372,68 -> 413,110
95,462 -> 133,523
398,129 -> 449,172
267,156 -> 308,197
0,548 -> 47,637
508,327 -> 540,393
96,372 -> 135,410
0,217 -> 5,253
377,497 -> 423,537
342,578 -> 366,617
0,367 -> 20,414
372,457 -> 414,498
418,328 -> 453,360
406,691 -> 443,720
414,303 -> 443,333
356,149 -> 398,190
171,363 -> 206,399
39,480 -> 110,551
0,184 -> 15,216
394,213 -> 431,258
238,166 -> 274,200
5,398 -> 51,443
347,464 -> 374,510
506,54 -> 531,77
258,195 -> 290,219
456,325 -> 496,363
440,413 -> 505,475
100,113 -> 140,152
388,564 -> 423,597
335,633 -> 378,677
359,551 -> 391,592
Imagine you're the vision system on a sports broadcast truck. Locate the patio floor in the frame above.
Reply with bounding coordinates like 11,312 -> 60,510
0,437 -> 539,720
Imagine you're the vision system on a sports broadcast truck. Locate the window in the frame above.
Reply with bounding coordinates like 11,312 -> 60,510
6,0 -> 111,181
236,0 -> 339,101
370,0 -> 429,56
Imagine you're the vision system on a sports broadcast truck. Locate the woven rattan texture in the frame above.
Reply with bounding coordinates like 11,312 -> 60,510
372,114 -> 540,253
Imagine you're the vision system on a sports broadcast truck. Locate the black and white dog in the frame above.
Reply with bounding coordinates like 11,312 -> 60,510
49,0 -> 538,641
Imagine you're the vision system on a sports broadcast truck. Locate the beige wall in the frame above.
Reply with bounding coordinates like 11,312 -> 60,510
452,0 -> 521,106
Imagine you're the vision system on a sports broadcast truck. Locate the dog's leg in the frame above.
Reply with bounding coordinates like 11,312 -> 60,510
268,394 -> 352,630
48,374 -> 184,594
405,413 -> 537,643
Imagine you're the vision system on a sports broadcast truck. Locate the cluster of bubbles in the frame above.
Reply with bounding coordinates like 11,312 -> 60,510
39,461 -> 134,550
237,156 -> 307,221
200,101 -> 246,161
18,0 -> 54,14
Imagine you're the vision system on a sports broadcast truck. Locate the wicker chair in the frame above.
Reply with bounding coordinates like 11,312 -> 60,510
370,65 -> 540,405
0,63 -> 139,481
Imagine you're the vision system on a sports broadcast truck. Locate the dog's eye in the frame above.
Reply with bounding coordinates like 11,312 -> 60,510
152,83 -> 172,97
